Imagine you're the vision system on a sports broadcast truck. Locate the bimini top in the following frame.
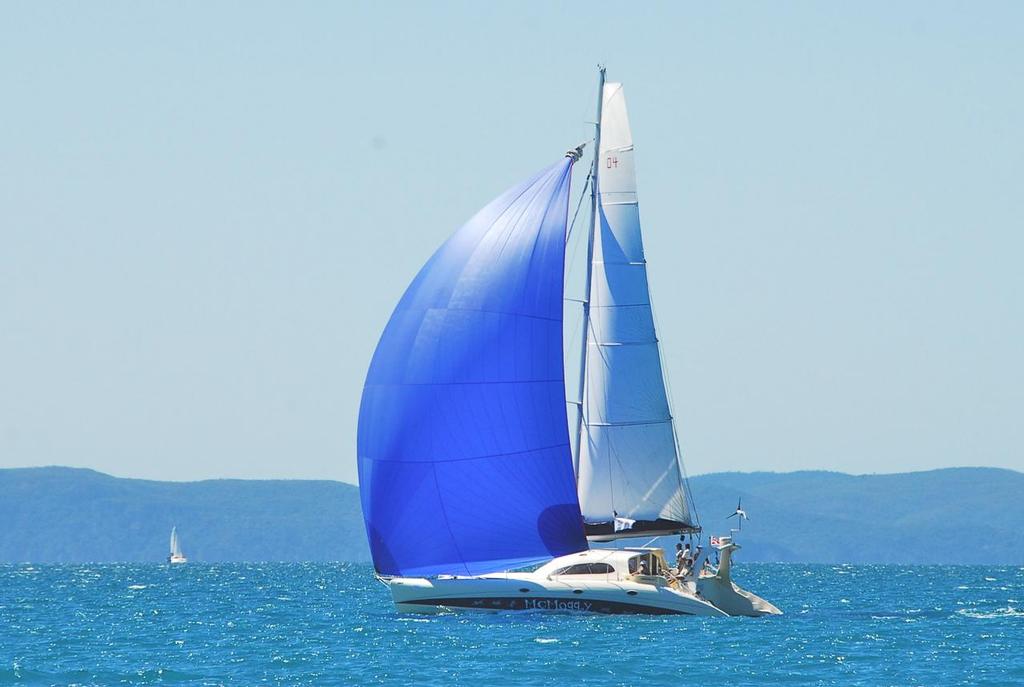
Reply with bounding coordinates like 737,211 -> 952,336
357,157 -> 588,577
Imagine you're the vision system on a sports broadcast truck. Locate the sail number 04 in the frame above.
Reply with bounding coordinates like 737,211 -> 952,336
606,156 -> 619,168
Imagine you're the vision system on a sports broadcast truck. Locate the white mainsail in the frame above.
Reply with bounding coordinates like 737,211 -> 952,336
170,526 -> 182,557
576,83 -> 693,538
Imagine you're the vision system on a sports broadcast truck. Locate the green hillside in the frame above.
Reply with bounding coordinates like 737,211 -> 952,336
678,468 -> 1024,564
1,466 -> 1021,564
0,467 -> 369,563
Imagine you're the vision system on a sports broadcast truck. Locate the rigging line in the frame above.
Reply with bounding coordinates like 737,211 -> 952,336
581,208 -> 618,516
562,175 -> 590,322
647,303 -> 688,518
565,170 -> 593,246
647,273 -> 699,530
576,66 -> 606,486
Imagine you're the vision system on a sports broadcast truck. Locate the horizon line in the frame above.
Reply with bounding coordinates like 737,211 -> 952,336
3,463 -> 1021,486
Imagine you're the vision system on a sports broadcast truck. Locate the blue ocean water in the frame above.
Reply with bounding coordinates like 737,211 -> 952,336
2,563 -> 1022,686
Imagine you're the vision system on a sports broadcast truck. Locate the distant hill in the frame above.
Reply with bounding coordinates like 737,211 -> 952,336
1,466 -> 1022,564
679,468 -> 1024,565
0,467 -> 369,564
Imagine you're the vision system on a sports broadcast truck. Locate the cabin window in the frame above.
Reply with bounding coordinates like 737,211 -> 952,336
551,562 -> 614,576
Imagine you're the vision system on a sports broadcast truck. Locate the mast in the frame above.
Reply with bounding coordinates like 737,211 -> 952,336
572,65 -> 606,478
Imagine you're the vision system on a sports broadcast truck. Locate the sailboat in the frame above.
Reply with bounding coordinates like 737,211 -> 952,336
357,68 -> 780,617
168,526 -> 187,564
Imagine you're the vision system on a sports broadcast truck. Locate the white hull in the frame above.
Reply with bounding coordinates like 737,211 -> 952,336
696,540 -> 781,616
384,547 -> 779,618
168,554 -> 187,564
389,573 -> 726,617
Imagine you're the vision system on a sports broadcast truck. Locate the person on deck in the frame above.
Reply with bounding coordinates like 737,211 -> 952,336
674,543 -> 693,577
691,545 -> 703,575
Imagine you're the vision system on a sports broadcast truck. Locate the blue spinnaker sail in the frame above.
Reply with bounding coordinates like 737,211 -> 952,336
357,158 -> 587,577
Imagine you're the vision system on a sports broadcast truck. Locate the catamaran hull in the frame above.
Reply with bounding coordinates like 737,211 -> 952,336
696,540 -> 782,617
387,575 -> 728,617
696,576 -> 781,617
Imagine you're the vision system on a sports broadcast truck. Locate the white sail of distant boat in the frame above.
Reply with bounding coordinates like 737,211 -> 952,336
575,82 -> 693,540
168,526 -> 187,564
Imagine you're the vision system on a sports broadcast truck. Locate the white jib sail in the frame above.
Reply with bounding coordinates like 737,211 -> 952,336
576,82 -> 693,531
170,527 -> 182,557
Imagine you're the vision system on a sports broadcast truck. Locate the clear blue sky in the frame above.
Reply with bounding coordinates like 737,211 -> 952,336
2,2 -> 1021,482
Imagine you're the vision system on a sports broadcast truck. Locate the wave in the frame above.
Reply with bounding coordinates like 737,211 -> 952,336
956,606 -> 1024,619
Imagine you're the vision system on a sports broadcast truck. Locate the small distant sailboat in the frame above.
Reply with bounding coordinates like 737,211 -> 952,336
168,526 -> 187,564
357,67 -> 779,616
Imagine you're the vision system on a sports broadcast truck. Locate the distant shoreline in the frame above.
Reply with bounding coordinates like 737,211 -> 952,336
6,463 -> 1021,485
2,466 -> 1022,565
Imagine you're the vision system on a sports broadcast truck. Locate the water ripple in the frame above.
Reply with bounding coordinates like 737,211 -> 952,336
1,563 -> 1022,685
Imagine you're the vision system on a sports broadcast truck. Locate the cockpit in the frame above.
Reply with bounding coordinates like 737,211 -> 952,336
627,551 -> 664,576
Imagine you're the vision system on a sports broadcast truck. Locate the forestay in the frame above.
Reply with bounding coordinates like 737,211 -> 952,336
576,83 -> 695,539
358,158 -> 588,577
